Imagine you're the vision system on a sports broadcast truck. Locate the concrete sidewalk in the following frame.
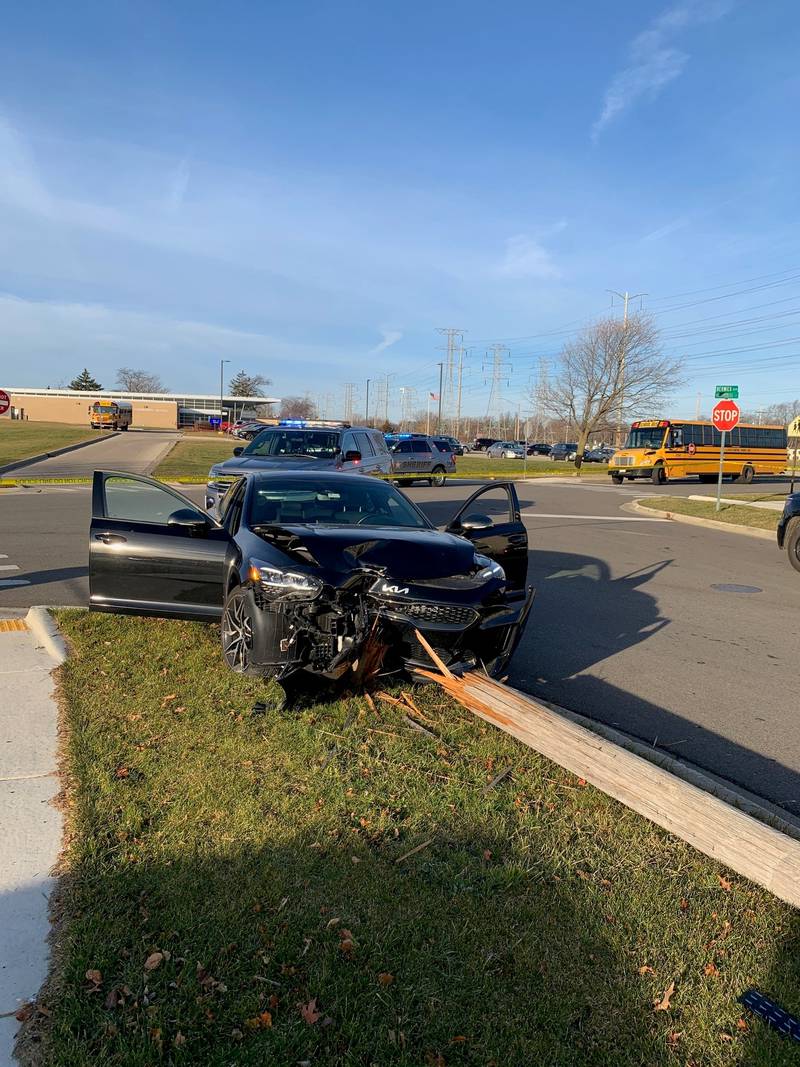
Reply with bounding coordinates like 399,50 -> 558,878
0,610 -> 64,1067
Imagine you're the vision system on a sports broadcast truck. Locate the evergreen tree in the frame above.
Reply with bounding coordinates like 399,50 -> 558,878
229,370 -> 270,396
69,368 -> 103,390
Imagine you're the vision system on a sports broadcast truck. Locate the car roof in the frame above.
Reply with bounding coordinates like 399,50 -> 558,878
242,470 -> 386,487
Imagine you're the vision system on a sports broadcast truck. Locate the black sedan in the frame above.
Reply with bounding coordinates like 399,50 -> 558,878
89,471 -> 533,697
777,493 -> 800,572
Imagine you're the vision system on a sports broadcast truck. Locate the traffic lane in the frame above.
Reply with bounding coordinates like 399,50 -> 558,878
11,430 -> 179,478
509,495 -> 800,814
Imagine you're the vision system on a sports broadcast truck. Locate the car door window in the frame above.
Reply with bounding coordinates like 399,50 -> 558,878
370,432 -> 389,454
223,480 -> 247,535
103,476 -> 205,524
341,432 -> 358,456
355,431 -> 375,456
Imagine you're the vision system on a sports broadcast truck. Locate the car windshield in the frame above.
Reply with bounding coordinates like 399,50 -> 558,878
247,479 -> 430,529
624,428 -> 666,449
243,429 -> 340,459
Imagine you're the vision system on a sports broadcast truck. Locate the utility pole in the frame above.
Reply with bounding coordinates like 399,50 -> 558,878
399,385 -> 417,429
436,328 -> 465,429
365,379 -> 371,426
607,289 -> 647,446
436,362 -> 444,431
695,391 -> 702,420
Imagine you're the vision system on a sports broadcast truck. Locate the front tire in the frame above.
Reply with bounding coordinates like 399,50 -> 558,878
430,465 -> 446,487
221,586 -> 260,675
737,465 -> 754,484
611,474 -> 623,485
786,519 -> 800,574
651,464 -> 666,485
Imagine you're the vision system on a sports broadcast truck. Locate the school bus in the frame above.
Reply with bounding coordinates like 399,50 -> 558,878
609,419 -> 788,485
89,399 -> 133,431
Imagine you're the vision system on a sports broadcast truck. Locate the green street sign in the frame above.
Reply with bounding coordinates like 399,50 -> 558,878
715,385 -> 739,399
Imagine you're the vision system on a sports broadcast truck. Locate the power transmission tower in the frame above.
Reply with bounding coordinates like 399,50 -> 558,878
398,386 -> 417,429
436,328 -> 465,429
342,382 -> 356,422
532,356 -> 550,439
607,289 -> 647,446
483,345 -> 511,432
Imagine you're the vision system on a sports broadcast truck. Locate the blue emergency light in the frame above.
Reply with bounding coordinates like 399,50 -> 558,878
279,420 -> 308,428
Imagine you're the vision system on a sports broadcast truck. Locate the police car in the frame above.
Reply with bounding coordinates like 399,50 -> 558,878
206,420 -> 392,513
385,433 -> 457,487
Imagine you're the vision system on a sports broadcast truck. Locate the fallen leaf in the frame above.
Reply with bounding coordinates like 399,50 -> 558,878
144,951 -> 164,972
114,766 -> 129,779
269,994 -> 279,1011
483,849 -> 493,861
718,874 -> 732,892
638,965 -> 655,975
577,777 -> 587,787
736,1017 -> 748,1031
425,1053 -> 446,1066
720,1032 -> 733,1043
679,898 -> 689,912
377,972 -> 394,986
654,981 -> 675,1011
340,938 -> 355,956
173,1032 -> 187,1047
300,998 -> 322,1025
104,988 -> 121,1010
160,693 -> 177,707
325,917 -> 341,929
85,969 -> 102,986
14,1003 -> 34,1022
449,1035 -> 467,1044
703,962 -> 719,977
667,1031 -> 683,1048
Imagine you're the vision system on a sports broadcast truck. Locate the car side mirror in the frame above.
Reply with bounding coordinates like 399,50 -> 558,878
459,512 -> 493,531
233,446 -> 244,456
168,508 -> 210,535
344,449 -> 362,463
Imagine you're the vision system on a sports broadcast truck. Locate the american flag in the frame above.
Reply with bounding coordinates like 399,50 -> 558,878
429,392 -> 439,400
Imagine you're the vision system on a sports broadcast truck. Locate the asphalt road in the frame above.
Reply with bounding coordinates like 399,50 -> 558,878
1,474 -> 798,817
8,429 -> 179,477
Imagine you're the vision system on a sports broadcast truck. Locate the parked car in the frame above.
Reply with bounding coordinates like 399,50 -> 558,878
88,470 -> 534,700
432,435 -> 466,456
487,441 -> 525,459
472,437 -> 500,452
526,442 -> 552,456
233,421 -> 271,440
206,421 -> 392,513
385,433 -> 456,486
583,447 -> 616,463
777,494 -> 800,572
549,443 -> 579,461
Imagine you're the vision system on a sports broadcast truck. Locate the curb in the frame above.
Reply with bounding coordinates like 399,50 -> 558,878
626,498 -> 777,541
25,607 -> 67,665
0,432 -> 118,475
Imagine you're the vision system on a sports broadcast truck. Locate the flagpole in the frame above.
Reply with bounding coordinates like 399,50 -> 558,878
426,393 -> 431,436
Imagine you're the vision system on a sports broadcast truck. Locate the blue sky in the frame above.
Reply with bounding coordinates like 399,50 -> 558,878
1,0 -> 799,419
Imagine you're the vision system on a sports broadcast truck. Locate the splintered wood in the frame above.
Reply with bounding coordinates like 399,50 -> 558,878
413,633 -> 800,909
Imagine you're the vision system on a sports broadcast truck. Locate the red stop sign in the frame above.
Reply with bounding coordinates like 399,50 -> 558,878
712,399 -> 740,433
0,390 -> 10,416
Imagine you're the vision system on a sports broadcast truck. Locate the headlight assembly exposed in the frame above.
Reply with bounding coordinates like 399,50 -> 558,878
473,553 -> 505,582
248,561 -> 323,600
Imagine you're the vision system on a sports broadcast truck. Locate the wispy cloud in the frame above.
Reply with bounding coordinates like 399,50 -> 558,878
592,0 -> 734,141
495,234 -> 561,280
642,216 -> 690,242
367,328 -> 403,356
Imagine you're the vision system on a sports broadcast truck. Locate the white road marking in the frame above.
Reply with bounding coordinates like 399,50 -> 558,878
0,565 -> 20,570
520,512 -> 668,521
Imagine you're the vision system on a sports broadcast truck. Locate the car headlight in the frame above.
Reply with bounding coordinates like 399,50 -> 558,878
474,553 -> 505,582
247,561 -> 323,600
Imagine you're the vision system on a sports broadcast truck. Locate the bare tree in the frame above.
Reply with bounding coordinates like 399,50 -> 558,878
538,313 -> 682,468
279,396 -> 317,420
116,367 -> 165,393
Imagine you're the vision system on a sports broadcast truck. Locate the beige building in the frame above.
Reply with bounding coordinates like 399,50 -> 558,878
3,388 -> 279,430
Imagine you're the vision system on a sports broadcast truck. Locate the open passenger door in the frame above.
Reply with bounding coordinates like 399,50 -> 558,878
444,482 -> 528,590
89,471 -> 232,620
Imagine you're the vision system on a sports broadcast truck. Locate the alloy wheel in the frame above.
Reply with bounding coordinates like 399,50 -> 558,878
222,592 -> 254,671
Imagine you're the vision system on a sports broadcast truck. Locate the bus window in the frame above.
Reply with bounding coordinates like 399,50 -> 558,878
625,426 -> 667,449
669,426 -> 684,448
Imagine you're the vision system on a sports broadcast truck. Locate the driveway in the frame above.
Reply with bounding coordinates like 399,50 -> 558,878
9,430 -> 179,478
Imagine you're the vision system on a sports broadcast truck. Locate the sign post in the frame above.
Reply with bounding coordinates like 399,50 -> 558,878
712,399 -> 741,511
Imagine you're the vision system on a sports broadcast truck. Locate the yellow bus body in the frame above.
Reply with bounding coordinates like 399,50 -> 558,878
609,419 -> 787,485
89,401 -> 133,431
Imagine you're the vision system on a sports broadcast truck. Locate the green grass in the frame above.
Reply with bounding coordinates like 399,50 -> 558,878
638,495 -> 780,532
0,421 -> 99,465
37,610 -> 800,1066
154,438 -> 236,480
153,438 -> 608,483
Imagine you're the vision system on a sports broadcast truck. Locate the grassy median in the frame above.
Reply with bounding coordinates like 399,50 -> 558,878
32,609 -> 800,1066
153,437 -> 607,483
0,421 -> 98,465
638,495 -> 781,532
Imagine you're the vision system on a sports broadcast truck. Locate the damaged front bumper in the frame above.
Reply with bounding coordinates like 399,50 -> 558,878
242,577 -> 534,685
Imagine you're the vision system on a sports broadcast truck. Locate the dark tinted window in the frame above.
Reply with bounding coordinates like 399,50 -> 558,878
411,439 -> 431,453
355,431 -> 375,456
243,429 -> 340,459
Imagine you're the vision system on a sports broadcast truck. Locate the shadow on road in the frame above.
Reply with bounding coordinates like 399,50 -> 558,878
16,566 -> 88,591
510,548 -> 800,816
